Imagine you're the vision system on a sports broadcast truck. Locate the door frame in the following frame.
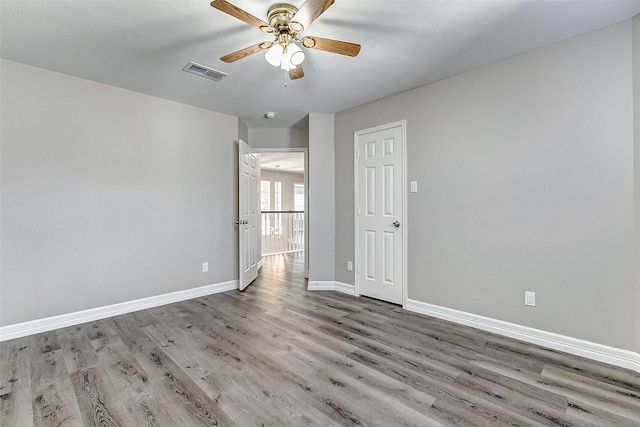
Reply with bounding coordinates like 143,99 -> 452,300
353,120 -> 408,306
255,147 -> 309,278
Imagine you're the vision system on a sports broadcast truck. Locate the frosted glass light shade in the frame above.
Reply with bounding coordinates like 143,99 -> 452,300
289,43 -> 305,66
265,43 -> 284,67
280,51 -> 293,70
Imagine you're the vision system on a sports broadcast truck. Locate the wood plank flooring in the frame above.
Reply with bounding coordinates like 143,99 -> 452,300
2,252 -> 639,426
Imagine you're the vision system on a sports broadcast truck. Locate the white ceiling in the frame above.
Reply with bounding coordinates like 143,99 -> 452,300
260,152 -> 305,173
2,1 -> 639,129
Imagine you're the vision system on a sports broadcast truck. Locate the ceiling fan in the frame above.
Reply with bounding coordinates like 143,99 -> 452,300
210,0 -> 361,80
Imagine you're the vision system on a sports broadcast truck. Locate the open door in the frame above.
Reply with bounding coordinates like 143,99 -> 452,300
238,140 -> 259,290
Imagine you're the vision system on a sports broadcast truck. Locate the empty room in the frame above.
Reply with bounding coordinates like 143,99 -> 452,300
1,1 -> 640,425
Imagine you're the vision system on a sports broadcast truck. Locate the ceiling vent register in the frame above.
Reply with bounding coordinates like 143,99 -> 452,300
183,62 -> 228,82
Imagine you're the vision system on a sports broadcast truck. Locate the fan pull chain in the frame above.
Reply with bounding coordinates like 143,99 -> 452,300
284,69 -> 288,87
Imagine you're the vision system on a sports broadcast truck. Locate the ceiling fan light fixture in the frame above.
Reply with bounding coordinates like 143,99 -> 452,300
212,0 -> 360,79
268,41 -> 305,70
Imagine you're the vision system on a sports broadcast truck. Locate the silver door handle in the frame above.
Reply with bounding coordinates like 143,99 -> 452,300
392,221 -> 400,228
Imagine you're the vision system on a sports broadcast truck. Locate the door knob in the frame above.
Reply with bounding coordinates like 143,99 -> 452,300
392,221 -> 400,228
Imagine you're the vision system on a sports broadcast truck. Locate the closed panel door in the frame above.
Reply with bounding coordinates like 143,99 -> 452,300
239,140 -> 259,290
357,124 -> 404,304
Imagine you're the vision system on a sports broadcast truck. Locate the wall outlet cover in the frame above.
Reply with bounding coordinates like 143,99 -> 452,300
525,291 -> 536,307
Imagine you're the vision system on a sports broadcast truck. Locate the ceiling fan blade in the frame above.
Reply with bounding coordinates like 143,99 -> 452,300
290,0 -> 335,32
220,42 -> 271,63
210,0 -> 273,32
301,36 -> 361,57
289,65 -> 304,80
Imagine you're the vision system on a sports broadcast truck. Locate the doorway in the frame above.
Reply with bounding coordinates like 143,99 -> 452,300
257,149 -> 308,278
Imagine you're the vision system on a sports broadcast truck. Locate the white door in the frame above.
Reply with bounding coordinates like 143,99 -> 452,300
239,140 -> 259,290
356,122 -> 405,304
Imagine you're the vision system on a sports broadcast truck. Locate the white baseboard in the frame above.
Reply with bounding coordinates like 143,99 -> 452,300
0,280 -> 239,342
308,281 -> 357,296
335,281 -> 357,296
404,298 -> 640,373
307,281 -> 336,291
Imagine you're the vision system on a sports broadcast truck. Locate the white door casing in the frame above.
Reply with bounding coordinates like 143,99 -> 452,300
239,140 -> 259,290
355,121 -> 406,305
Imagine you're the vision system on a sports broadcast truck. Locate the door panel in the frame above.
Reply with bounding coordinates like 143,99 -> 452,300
239,140 -> 259,290
383,231 -> 394,284
356,123 -> 404,304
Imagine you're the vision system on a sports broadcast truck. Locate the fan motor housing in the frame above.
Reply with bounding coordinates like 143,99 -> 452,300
268,4 -> 299,33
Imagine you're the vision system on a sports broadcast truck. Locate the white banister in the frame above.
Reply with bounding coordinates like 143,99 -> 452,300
261,211 -> 304,255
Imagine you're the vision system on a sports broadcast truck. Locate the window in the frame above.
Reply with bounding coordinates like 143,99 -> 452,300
274,181 -> 282,233
261,180 -> 270,236
260,180 -> 270,211
274,181 -> 282,211
294,183 -> 305,211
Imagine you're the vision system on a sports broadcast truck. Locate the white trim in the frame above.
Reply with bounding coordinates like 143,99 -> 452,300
335,281 -> 357,296
353,136 -> 359,295
354,120 -> 407,304
400,122 -> 408,307
307,281 -> 336,291
0,280 -> 239,342
308,281 -> 357,296
404,298 -> 640,373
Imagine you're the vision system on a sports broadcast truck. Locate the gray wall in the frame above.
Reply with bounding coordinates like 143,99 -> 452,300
238,119 -> 249,144
1,59 -> 239,325
335,22 -> 636,351
309,114 -> 335,282
633,15 -> 640,355
248,127 -> 309,149
260,169 -> 304,212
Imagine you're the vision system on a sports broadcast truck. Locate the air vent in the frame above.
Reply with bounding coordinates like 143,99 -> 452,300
183,62 -> 228,82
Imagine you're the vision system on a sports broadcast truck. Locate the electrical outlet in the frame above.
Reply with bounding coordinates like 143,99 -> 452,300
524,291 -> 536,307
202,262 -> 208,273
347,261 -> 353,271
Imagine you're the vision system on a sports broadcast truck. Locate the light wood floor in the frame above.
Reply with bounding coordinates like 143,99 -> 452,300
1,253 -> 639,426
